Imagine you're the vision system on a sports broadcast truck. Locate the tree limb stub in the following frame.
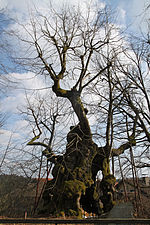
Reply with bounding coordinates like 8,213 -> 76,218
112,135 -> 136,156
27,134 -> 41,145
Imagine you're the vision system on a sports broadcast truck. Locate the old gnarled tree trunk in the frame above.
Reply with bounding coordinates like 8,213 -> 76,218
39,87 -> 116,217
25,6 -> 137,218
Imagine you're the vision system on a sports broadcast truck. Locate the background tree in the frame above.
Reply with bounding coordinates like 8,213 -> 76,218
113,27 -> 150,171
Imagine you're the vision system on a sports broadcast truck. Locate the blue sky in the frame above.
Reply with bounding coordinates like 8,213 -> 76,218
0,0 -> 149,175
104,0 -> 149,34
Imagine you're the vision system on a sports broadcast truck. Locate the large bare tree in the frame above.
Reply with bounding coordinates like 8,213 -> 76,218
15,4 -> 138,217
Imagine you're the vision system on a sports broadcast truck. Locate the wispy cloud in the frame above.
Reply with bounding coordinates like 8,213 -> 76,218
129,0 -> 149,33
0,128 -> 20,146
1,72 -> 48,114
0,0 -> 105,20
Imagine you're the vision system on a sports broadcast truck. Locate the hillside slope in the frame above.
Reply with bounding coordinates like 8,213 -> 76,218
0,174 -> 37,218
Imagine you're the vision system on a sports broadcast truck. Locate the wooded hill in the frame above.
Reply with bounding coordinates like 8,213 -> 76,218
0,174 -> 37,218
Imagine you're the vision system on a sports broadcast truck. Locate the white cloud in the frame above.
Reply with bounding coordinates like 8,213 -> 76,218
13,119 -> 29,130
1,72 -> 48,114
119,7 -> 126,21
0,71 -> 49,151
1,93 -> 24,113
0,0 -> 8,10
1,0 -> 105,21
0,129 -> 20,146
13,119 -> 31,141
10,72 -> 48,91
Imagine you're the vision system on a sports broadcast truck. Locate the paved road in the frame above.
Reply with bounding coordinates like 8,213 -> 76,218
107,202 -> 133,218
